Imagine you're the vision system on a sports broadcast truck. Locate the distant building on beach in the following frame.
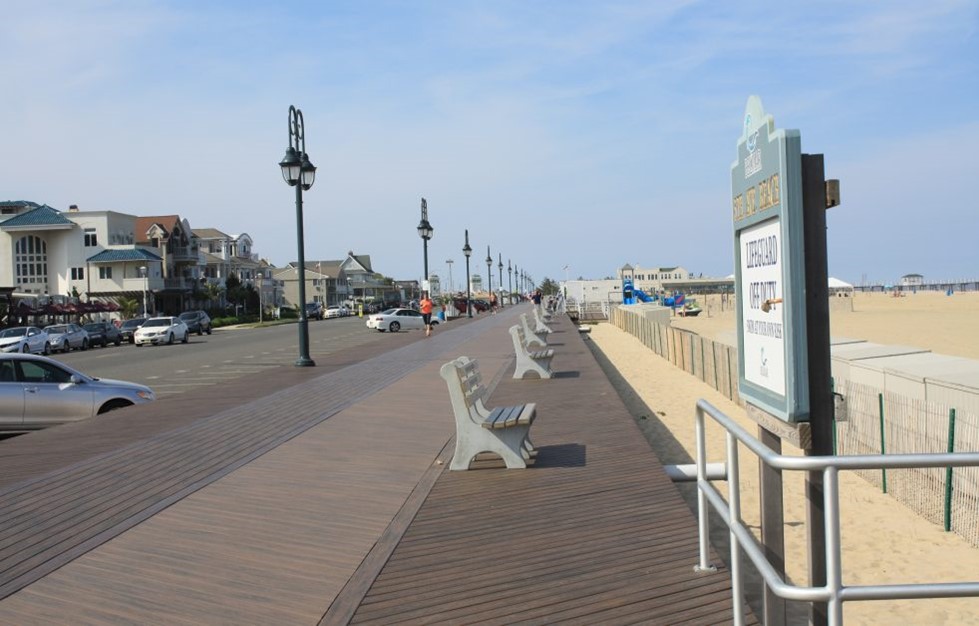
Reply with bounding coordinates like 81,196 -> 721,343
901,273 -> 925,287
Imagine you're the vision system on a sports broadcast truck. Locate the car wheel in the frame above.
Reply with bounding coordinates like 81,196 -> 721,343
167,333 -> 174,345
114,338 -> 121,346
21,344 -> 29,353
389,321 -> 401,332
43,342 -> 50,356
82,339 -> 89,351
182,332 -> 189,344
206,328 -> 212,335
198,328 -> 203,336
97,399 -> 133,414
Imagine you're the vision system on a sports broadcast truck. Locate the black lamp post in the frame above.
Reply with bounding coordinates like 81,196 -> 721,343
497,253 -> 504,308
279,105 -> 317,367
417,198 -> 434,293
463,230 -> 472,318
485,246 -> 493,304
508,259 -> 513,303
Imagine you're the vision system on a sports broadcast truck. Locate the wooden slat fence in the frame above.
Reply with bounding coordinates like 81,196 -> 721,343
610,306 -> 740,405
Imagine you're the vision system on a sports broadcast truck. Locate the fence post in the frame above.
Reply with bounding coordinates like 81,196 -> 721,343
878,393 -> 887,494
831,377 -> 837,456
944,407 -> 957,532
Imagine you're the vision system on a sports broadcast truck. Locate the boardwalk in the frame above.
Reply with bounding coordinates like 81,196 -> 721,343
0,306 -> 750,624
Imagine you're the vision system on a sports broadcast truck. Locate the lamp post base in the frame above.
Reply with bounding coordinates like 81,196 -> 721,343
294,357 -> 316,367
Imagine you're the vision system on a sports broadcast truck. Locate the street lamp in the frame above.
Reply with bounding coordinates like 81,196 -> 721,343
139,266 -> 148,316
508,259 -> 513,303
417,198 -> 434,292
497,253 -> 504,308
463,230 -> 472,318
446,258 -> 454,294
257,270 -> 264,324
485,246 -> 493,305
279,105 -> 317,367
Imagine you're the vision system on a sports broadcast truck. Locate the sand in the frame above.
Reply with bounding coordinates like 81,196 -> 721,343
587,291 -> 979,625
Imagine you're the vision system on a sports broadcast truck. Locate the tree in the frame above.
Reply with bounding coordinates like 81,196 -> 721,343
539,277 -> 560,296
118,297 -> 140,319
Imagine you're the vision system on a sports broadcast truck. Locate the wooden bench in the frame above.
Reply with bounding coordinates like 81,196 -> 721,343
509,324 -> 555,379
519,313 -> 548,348
532,307 -> 553,334
439,356 -> 537,470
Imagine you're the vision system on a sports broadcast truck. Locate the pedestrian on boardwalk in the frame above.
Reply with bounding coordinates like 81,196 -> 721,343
489,292 -> 497,313
420,292 -> 434,337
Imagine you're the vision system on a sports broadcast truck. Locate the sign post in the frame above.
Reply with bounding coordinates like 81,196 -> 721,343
732,96 -> 836,626
732,97 -> 807,626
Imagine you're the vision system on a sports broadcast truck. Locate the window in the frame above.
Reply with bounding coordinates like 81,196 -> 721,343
15,236 -> 48,284
0,360 -> 15,382
17,360 -> 73,384
99,267 -> 113,279
84,228 -> 98,247
71,267 -> 85,280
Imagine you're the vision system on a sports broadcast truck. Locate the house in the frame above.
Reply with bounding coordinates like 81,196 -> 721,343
0,201 -> 164,315
135,215 -> 203,313
272,260 -> 349,310
193,228 -> 261,285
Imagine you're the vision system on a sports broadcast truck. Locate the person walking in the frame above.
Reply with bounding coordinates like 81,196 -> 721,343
420,292 -> 434,337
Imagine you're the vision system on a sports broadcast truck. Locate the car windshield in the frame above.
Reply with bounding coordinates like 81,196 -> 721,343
142,319 -> 172,328
179,313 -> 196,320
83,324 -> 101,332
46,325 -> 69,334
121,319 -> 144,328
0,328 -> 27,338
381,309 -> 398,315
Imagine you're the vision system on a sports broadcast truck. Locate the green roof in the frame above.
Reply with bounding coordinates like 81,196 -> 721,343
1,205 -> 74,228
86,249 -> 163,263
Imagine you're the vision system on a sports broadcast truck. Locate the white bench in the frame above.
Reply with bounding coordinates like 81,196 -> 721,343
440,356 -> 537,470
532,307 -> 553,334
509,324 -> 554,379
519,313 -> 547,348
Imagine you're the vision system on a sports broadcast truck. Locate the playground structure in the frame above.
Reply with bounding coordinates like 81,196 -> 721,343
621,277 -> 702,316
621,278 -> 656,304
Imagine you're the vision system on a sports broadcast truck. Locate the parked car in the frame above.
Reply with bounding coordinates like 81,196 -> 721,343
325,306 -> 344,319
305,302 -> 324,320
178,310 -> 212,335
0,353 -> 155,432
83,321 -> 123,347
119,317 -> 148,344
0,327 -> 50,355
44,323 -> 90,352
365,308 -> 438,333
134,317 -> 189,346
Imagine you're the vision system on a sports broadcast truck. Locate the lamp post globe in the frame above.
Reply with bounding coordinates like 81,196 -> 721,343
462,230 -> 473,318
281,105 -> 315,367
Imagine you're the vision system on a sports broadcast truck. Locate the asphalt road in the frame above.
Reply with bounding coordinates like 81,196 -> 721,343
43,316 -> 407,399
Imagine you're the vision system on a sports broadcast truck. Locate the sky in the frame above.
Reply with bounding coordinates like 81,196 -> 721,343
1,1 -> 977,288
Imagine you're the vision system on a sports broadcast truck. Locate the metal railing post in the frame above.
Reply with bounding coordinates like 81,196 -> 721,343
824,466 -> 844,626
944,408 -> 956,532
695,406 -> 714,572
727,431 -> 745,626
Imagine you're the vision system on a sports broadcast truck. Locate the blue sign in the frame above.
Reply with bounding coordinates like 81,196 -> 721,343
731,96 -> 809,423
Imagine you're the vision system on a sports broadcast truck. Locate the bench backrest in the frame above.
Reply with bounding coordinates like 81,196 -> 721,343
440,356 -> 489,423
509,325 -> 530,356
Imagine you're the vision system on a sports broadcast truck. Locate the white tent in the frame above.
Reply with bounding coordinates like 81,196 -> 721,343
828,276 -> 854,293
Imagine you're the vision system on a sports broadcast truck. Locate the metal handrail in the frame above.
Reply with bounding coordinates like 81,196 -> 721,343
694,398 -> 979,626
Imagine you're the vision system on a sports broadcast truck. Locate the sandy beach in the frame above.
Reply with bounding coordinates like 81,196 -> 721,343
587,291 -> 979,625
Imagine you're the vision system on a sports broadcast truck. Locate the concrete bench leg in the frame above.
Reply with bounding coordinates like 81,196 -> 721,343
451,425 -> 532,470
514,355 -> 553,379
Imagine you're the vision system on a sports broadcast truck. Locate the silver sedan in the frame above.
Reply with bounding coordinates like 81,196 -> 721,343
0,326 -> 50,354
0,353 -> 156,432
